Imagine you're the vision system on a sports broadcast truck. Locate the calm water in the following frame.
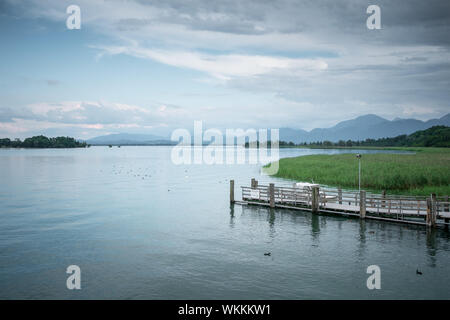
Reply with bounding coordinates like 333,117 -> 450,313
0,146 -> 449,299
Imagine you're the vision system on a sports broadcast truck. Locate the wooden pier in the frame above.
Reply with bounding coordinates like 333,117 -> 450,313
230,179 -> 450,228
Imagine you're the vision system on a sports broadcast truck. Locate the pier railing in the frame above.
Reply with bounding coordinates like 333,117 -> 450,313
232,179 -> 449,228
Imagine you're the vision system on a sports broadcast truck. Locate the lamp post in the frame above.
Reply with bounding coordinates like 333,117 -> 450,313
356,154 -> 362,192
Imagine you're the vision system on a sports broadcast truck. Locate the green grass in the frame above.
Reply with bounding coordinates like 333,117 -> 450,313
264,147 -> 450,196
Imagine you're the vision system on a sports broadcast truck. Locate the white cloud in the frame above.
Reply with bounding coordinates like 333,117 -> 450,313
94,45 -> 328,80
0,100 -> 190,135
27,101 -> 85,116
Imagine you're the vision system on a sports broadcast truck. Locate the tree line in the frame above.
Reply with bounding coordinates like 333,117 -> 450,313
246,126 -> 449,148
0,135 -> 88,148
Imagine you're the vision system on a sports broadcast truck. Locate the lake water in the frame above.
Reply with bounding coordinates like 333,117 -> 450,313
0,146 -> 449,299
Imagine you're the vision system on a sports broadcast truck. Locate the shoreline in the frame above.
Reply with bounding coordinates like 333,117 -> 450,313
264,147 -> 450,196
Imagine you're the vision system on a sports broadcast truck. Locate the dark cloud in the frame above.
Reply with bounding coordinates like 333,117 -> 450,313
129,0 -> 450,46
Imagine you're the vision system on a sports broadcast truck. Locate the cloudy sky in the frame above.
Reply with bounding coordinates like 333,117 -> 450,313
0,0 -> 449,139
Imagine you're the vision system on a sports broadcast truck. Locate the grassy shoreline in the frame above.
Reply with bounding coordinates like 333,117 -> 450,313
264,147 -> 450,196
277,145 -> 424,151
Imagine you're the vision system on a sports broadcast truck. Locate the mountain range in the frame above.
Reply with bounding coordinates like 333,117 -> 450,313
279,113 -> 450,143
86,113 -> 450,145
86,133 -> 175,145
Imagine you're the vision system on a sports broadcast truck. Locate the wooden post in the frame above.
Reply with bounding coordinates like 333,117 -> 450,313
254,179 -> 258,188
431,193 -> 437,228
426,194 -> 437,227
269,183 -> 275,208
230,180 -> 235,204
251,178 -> 256,188
381,190 -> 386,208
338,189 -> 342,205
360,190 -> 366,219
445,196 -> 449,228
311,186 -> 319,213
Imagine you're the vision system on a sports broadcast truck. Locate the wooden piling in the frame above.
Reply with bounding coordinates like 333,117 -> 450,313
251,178 -> 256,188
360,190 -> 366,219
426,197 -> 432,226
338,189 -> 342,204
431,193 -> 437,228
381,190 -> 386,208
445,196 -> 449,228
311,186 -> 319,213
230,180 -> 235,204
426,194 -> 437,228
269,183 -> 275,208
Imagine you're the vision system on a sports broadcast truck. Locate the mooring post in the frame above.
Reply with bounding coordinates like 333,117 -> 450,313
311,186 -> 319,213
230,180 -> 235,204
431,193 -> 437,228
445,196 -> 449,228
360,190 -> 366,219
251,178 -> 256,188
381,190 -> 386,208
338,189 -> 342,204
269,183 -> 275,208
426,194 -> 437,227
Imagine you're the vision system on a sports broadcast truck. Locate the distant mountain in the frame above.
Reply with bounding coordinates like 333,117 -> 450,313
277,127 -> 308,144
86,114 -> 449,145
86,133 -> 175,145
280,113 -> 450,143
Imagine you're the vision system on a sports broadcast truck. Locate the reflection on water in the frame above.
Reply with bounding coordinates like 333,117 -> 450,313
311,214 -> 320,244
234,202 -> 450,299
426,229 -> 437,267
229,204 -> 235,229
0,146 -> 448,299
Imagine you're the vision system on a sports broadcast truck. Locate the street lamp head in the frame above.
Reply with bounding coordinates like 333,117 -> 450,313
356,154 -> 362,159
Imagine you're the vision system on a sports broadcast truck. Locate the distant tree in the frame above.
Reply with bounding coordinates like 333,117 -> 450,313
11,139 -> 22,147
22,135 -> 51,148
0,138 -> 11,147
292,126 -> 449,148
0,135 -> 87,148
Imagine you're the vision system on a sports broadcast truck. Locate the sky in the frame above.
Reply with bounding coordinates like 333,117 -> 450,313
0,0 -> 449,139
